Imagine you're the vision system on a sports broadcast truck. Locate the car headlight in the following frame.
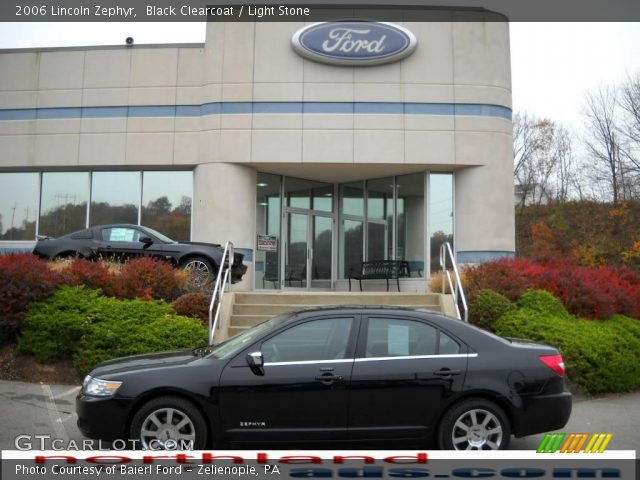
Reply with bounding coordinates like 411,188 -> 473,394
82,375 -> 122,397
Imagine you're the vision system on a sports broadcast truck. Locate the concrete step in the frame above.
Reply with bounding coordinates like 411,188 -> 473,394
234,292 -> 440,306
229,314 -> 272,327
233,304 -> 301,315
233,303 -> 440,316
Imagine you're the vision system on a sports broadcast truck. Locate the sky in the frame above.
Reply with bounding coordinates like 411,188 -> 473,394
0,22 -> 639,131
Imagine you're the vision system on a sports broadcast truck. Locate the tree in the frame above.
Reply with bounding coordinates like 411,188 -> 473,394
513,113 -> 573,207
553,126 -> 577,202
619,73 -> 640,171
582,86 -> 626,203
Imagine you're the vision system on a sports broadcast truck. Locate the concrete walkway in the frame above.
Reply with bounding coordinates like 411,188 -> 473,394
0,380 -> 638,450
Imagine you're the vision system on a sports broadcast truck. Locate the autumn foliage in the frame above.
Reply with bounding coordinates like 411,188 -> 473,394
0,254 -> 65,335
466,257 -> 640,320
0,254 -> 190,339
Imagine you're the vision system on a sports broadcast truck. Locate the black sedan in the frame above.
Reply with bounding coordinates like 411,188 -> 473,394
76,306 -> 571,450
33,224 -> 247,286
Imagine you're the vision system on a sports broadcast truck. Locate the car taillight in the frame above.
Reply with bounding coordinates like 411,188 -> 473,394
539,354 -> 565,377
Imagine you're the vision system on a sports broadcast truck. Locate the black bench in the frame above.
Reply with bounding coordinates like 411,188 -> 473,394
348,260 -> 411,292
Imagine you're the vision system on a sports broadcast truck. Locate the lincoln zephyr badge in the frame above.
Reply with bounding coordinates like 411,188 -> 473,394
292,21 -> 418,66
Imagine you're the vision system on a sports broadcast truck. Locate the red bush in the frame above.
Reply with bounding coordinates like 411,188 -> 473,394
466,258 -> 640,320
107,257 -> 187,301
62,258 -> 115,292
171,292 -> 212,324
0,254 -> 64,335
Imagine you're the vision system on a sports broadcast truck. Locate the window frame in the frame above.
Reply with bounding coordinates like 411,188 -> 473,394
256,314 -> 361,366
356,314 -> 467,360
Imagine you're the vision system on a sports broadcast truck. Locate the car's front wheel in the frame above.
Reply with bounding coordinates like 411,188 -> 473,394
182,256 -> 214,288
437,398 -> 511,450
130,396 -> 207,450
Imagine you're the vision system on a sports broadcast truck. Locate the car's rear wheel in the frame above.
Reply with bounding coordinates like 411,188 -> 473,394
182,256 -> 214,288
438,398 -> 511,450
130,396 -> 207,450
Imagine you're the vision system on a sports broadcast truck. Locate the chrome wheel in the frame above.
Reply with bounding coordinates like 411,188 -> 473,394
451,408 -> 503,450
139,407 -> 196,450
183,258 -> 212,287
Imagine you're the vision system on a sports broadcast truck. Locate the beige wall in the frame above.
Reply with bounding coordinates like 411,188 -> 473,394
0,18 -> 515,258
0,21 -> 512,170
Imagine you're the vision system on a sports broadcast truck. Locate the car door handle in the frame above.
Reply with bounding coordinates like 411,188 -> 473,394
315,374 -> 343,382
434,368 -> 461,377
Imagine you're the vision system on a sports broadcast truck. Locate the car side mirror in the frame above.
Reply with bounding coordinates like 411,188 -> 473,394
139,236 -> 153,244
246,351 -> 264,368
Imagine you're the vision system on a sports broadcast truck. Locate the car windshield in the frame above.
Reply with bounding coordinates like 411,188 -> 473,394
206,314 -> 291,359
140,226 -> 176,244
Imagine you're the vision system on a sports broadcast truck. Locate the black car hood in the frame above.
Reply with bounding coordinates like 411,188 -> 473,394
90,350 -> 201,377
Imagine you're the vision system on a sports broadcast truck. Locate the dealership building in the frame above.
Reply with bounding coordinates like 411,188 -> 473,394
0,13 -> 514,293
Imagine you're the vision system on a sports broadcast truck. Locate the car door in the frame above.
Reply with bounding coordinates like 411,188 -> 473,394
348,314 -> 468,441
218,315 -> 359,444
98,226 -> 163,261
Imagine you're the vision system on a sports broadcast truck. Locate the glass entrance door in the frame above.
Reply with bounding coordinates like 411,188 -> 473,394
284,212 -> 333,289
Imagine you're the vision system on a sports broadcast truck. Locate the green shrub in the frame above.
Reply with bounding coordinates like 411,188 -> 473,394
495,290 -> 640,394
74,313 -> 207,374
469,290 -> 515,331
516,289 -> 571,319
17,287 -> 102,361
17,286 -> 207,373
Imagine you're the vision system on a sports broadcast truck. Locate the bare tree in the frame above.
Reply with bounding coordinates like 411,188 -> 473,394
513,113 -> 573,206
554,126 -> 576,202
619,73 -> 640,171
582,86 -> 626,203
514,114 -> 549,207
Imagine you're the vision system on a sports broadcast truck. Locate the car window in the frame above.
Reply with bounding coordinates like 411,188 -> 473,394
262,317 -> 353,363
102,227 -> 142,242
365,317 -> 438,358
439,331 -> 461,355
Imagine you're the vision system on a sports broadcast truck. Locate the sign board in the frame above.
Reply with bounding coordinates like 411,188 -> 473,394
292,21 -> 417,66
257,235 -> 278,252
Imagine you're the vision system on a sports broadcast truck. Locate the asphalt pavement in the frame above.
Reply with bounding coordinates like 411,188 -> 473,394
0,380 -> 638,451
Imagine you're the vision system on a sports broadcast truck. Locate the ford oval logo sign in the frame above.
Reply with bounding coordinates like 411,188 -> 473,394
292,21 -> 417,66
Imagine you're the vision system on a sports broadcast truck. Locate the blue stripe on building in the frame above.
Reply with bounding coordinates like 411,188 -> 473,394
0,102 -> 512,121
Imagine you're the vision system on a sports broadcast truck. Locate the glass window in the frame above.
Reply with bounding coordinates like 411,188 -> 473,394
141,171 -> 192,241
255,173 -> 282,290
341,182 -> 364,217
101,226 -> 142,242
39,172 -> 89,238
396,173 -> 425,277
439,331 -> 461,355
429,173 -> 454,273
365,318 -> 437,358
0,173 -> 39,240
90,172 -> 140,226
262,318 -> 353,363
339,219 -> 363,279
367,177 -> 393,261
285,177 -> 333,212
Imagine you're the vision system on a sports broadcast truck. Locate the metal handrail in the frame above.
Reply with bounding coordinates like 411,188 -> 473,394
208,241 -> 234,345
439,242 -> 469,323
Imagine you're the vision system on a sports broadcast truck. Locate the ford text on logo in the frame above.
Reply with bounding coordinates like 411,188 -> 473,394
291,22 -> 417,66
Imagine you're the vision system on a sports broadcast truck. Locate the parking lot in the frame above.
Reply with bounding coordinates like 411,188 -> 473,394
0,379 -> 638,451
